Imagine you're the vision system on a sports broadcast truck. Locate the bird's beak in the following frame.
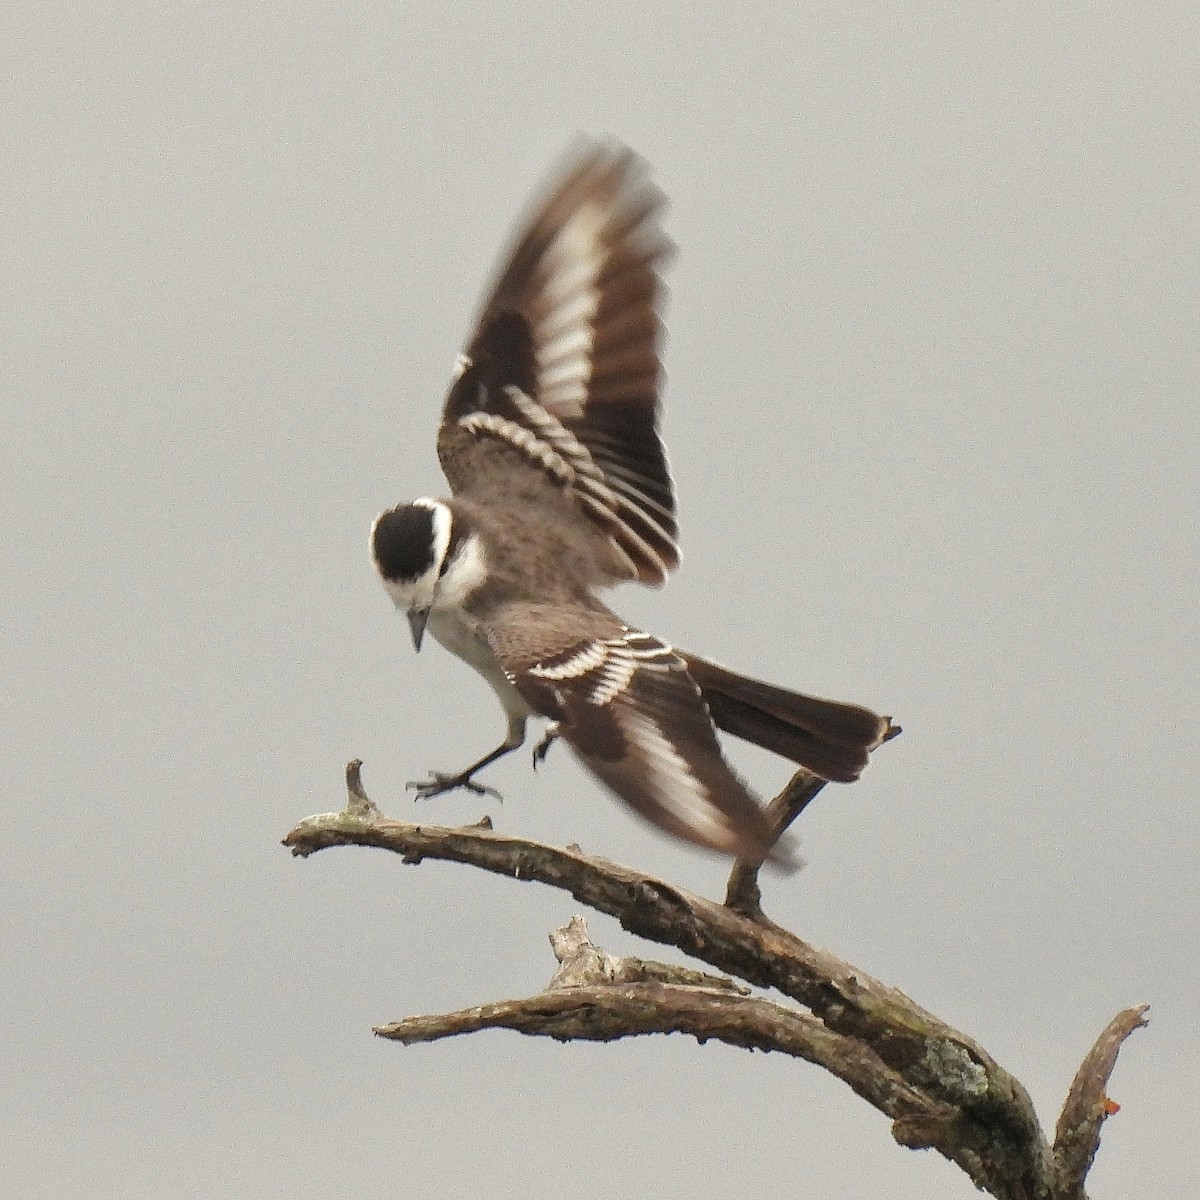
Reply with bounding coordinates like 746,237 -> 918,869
407,608 -> 429,652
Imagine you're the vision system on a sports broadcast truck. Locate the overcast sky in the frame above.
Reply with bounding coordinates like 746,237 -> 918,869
4,4 -> 1196,1197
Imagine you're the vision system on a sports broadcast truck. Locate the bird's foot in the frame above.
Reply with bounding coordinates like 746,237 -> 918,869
406,772 -> 503,803
532,723 -> 561,770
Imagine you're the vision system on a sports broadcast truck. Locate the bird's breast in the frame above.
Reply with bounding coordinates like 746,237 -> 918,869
427,607 -> 532,720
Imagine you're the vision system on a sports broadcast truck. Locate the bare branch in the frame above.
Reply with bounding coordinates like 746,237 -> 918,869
284,763 -> 1144,1200
546,914 -> 747,992
379,981 -> 950,1118
724,769 -> 826,916
375,918 -> 955,1143
285,787 -> 1020,1101
1051,1005 -> 1150,1198
723,721 -> 902,917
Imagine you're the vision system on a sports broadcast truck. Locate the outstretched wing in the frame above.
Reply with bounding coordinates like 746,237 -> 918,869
491,615 -> 784,864
438,141 -> 678,588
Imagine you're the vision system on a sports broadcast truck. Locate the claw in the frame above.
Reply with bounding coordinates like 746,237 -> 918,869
532,722 -> 561,770
406,772 -> 504,803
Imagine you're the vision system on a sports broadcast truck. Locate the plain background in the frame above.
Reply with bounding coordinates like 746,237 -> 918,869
4,4 -> 1196,1197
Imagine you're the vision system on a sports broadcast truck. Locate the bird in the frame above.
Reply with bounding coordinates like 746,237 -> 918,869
370,141 -> 892,864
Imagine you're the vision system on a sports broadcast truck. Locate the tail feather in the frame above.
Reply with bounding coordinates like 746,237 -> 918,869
680,652 -> 893,784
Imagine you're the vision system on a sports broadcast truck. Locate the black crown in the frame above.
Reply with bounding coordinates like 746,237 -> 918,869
372,505 -> 437,582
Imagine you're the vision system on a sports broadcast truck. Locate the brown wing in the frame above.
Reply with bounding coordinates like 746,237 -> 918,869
492,617 -> 784,864
438,141 -> 678,588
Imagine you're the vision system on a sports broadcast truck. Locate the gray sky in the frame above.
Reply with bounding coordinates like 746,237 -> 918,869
4,4 -> 1195,1197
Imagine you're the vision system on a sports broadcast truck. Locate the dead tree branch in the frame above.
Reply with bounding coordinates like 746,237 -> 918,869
376,914 -> 955,1137
283,761 -> 1146,1200
1051,1004 -> 1149,1198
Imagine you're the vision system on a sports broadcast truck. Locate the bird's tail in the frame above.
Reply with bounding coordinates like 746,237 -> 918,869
679,652 -> 895,783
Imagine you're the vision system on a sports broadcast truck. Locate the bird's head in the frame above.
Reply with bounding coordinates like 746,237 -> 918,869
370,498 -> 486,650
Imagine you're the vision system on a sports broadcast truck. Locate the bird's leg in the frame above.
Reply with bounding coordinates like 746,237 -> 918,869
532,721 -> 561,770
407,745 -> 511,801
407,715 -> 526,802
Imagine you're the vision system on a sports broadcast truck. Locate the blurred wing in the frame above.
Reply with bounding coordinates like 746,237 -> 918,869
438,141 -> 678,587
499,624 -> 781,863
